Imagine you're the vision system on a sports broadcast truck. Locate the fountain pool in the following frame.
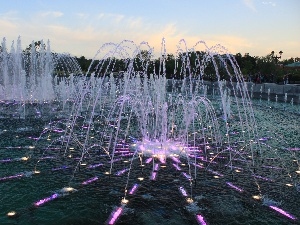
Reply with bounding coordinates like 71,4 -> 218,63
0,38 -> 299,225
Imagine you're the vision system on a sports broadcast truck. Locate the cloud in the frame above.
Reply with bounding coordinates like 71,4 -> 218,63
97,13 -> 125,23
262,1 -> 276,7
243,0 -> 257,12
39,11 -> 64,18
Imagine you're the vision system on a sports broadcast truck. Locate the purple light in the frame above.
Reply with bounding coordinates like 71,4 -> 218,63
226,182 -> 243,192
172,163 -> 181,171
286,147 -> 300,151
87,163 -> 103,169
0,159 -> 13,163
107,207 -> 123,225
182,172 -> 192,180
82,177 -> 98,185
269,205 -> 297,220
262,165 -> 282,170
225,165 -> 243,170
154,163 -> 159,171
159,157 -> 166,164
0,173 -> 24,181
192,163 -> 204,169
196,214 -> 207,225
145,158 -> 152,164
151,171 -> 157,180
171,156 -> 181,163
52,165 -> 69,171
129,184 -> 139,195
110,158 -> 122,163
252,174 -> 274,182
207,169 -> 224,177
115,168 -> 129,176
179,186 -> 188,197
34,193 -> 59,207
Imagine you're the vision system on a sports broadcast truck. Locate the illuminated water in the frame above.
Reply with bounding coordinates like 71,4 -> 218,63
0,38 -> 299,225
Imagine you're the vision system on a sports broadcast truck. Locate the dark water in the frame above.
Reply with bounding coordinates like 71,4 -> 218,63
0,105 -> 299,225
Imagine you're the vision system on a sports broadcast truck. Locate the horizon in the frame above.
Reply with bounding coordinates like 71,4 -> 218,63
1,0 -> 299,60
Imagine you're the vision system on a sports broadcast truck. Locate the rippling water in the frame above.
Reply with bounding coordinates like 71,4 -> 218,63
0,101 -> 299,225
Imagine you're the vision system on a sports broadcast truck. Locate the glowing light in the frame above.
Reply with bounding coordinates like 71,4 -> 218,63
145,158 -> 153,164
121,198 -> 129,204
285,183 -> 293,187
171,156 -> 181,163
172,163 -> 181,171
296,170 -> 300,174
182,172 -> 192,180
88,163 -> 103,169
137,177 -> 144,181
129,184 -> 139,195
7,211 -> 17,217
34,193 -> 59,206
226,182 -> 243,192
186,198 -> 193,203
61,187 -> 75,192
82,177 -> 98,185
252,195 -> 262,200
196,214 -> 207,225
21,157 -> 29,161
115,168 -> 129,176
107,207 -> 123,225
154,163 -> 159,171
207,169 -> 223,177
252,174 -> 274,182
269,205 -> 297,220
179,186 -> 188,197
0,173 -> 24,181
151,171 -> 157,180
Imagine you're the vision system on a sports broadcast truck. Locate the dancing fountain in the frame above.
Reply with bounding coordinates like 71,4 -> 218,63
0,38 -> 299,225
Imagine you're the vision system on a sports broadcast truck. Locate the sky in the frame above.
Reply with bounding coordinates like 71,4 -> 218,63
0,0 -> 299,59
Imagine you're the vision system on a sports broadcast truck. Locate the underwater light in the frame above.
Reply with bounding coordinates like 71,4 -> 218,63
88,163 -> 103,169
170,156 -> 181,163
252,195 -> 262,200
179,186 -> 188,197
196,214 -> 207,225
226,182 -> 243,192
107,207 -> 123,225
82,177 -> 98,185
7,211 -> 17,217
269,205 -> 297,220
61,187 -> 75,192
145,158 -> 152,164
0,173 -> 24,181
186,198 -> 193,203
34,193 -> 59,206
121,198 -> 129,204
129,184 -> 139,195
151,171 -> 157,180
172,163 -> 181,171
116,169 -> 129,176
182,172 -> 192,180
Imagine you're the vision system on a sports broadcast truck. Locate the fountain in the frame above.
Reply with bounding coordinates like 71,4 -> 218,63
0,38 -> 299,225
